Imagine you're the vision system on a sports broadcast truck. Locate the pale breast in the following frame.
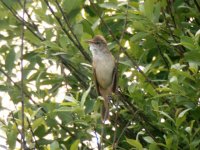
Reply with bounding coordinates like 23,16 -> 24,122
93,54 -> 115,89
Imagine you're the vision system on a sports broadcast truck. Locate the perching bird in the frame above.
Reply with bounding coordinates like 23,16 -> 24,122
86,35 -> 117,121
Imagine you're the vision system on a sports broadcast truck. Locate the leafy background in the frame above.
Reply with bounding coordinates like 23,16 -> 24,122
0,0 -> 200,149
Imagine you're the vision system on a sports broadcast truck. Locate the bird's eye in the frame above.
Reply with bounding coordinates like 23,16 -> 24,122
96,41 -> 100,44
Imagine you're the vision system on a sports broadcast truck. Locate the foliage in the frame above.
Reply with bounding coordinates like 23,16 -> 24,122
0,0 -> 200,149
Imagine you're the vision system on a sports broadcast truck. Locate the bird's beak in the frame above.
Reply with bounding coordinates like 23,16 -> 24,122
85,39 -> 95,44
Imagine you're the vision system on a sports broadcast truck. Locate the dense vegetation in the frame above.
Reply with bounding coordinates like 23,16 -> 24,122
0,0 -> 200,149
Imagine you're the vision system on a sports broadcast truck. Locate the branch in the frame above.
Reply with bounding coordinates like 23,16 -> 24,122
44,0 -> 91,62
10,112 -> 28,149
54,0 -> 91,62
0,0 -> 45,41
118,90 -> 164,141
17,0 -> 39,30
58,55 -> 89,89
156,41 -> 170,70
161,9 -> 184,56
26,118 -> 39,149
194,0 -> 200,13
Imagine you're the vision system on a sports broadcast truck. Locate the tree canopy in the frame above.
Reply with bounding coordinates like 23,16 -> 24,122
0,0 -> 200,149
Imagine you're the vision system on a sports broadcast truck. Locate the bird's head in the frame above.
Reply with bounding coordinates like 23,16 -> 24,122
86,35 -> 107,53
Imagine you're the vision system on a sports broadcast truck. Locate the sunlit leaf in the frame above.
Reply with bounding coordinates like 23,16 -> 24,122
126,138 -> 143,150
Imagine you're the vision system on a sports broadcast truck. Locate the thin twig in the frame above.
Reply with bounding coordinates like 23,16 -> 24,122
156,41 -> 170,70
161,9 -> 184,55
166,0 -> 177,29
10,112 -> 26,149
26,118 -> 39,149
17,0 -> 39,30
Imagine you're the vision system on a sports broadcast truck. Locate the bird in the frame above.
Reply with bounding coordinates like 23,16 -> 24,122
86,35 -> 117,121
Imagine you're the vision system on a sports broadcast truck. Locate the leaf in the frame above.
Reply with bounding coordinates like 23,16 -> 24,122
178,108 -> 191,118
132,21 -> 146,31
126,138 -> 143,150
180,36 -> 197,51
151,100 -> 159,111
50,141 -> 60,150
43,41 -> 61,51
5,49 -> 15,73
131,32 -> 149,42
32,117 -> 45,131
70,139 -> 80,150
7,124 -> 17,149
80,83 -> 92,107
73,23 -> 83,37
62,0 -> 83,13
158,111 -> 175,123
149,143 -> 160,150
81,19 -> 94,36
144,0 -> 154,21
184,51 -> 200,65
143,136 -> 154,143
99,2 -> 118,9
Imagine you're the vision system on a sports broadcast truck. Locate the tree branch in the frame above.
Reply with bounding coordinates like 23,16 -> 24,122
194,0 -> 200,13
0,0 -> 45,41
44,0 -> 91,62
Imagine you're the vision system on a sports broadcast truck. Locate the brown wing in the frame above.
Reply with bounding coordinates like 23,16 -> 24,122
93,68 -> 101,96
111,63 -> 118,93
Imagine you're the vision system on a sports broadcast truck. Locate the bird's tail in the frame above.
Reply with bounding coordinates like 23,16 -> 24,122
101,95 -> 112,122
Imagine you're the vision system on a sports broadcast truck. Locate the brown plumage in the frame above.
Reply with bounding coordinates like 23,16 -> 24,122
86,35 -> 117,121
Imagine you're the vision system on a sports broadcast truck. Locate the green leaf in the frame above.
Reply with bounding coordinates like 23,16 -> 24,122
43,41 -> 61,51
73,23 -> 83,37
178,108 -> 191,118
62,0 -> 83,13
126,138 -> 143,150
99,2 -> 118,9
180,36 -> 197,51
131,32 -> 149,42
149,143 -> 160,150
132,21 -> 146,31
32,117 -> 45,131
184,51 -> 200,65
50,141 -> 60,150
143,136 -> 154,143
151,100 -> 159,111
158,111 -> 175,123
81,19 -> 94,36
70,139 -> 80,150
80,83 -> 92,107
5,49 -> 15,73
7,124 -> 17,149
144,0 -> 154,21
